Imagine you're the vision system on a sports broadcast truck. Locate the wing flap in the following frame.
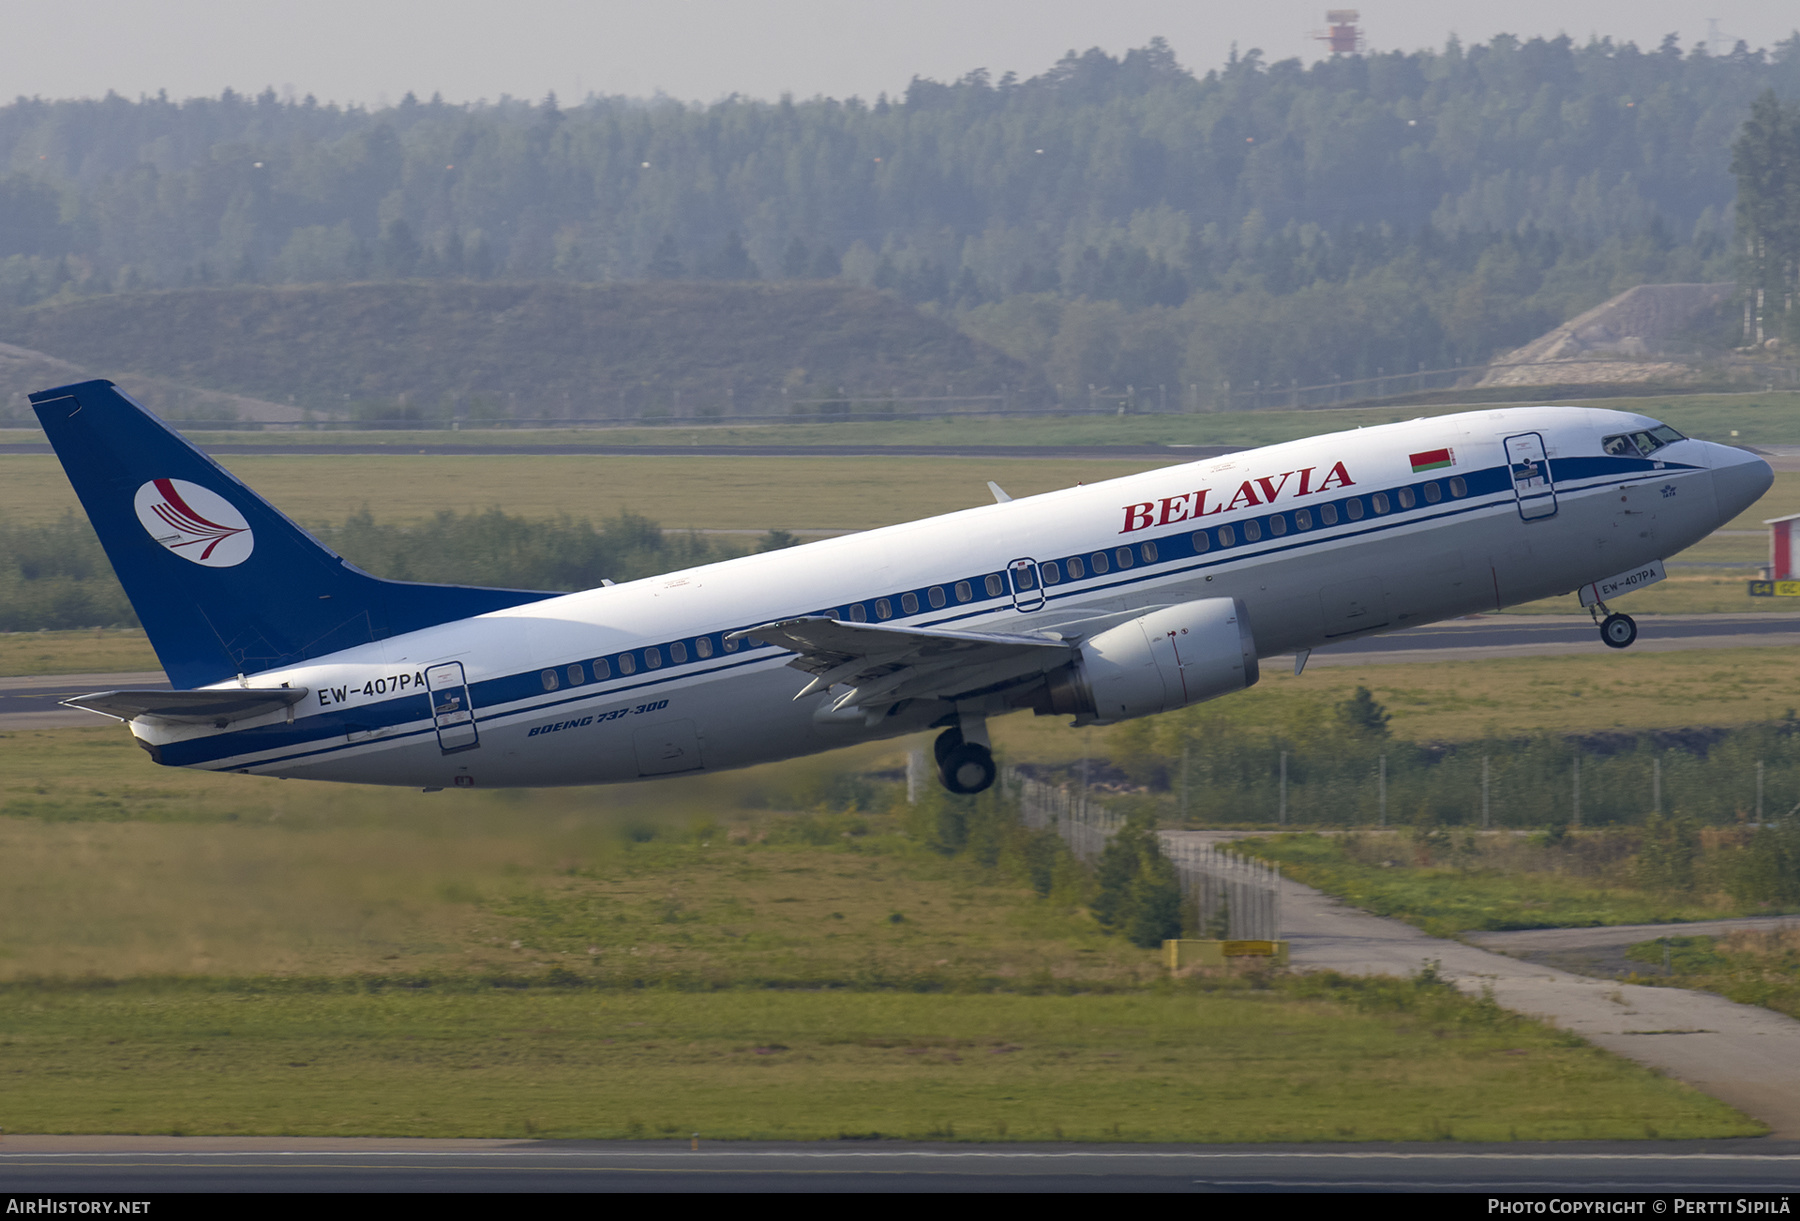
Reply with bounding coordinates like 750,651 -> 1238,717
730,616 -> 1072,707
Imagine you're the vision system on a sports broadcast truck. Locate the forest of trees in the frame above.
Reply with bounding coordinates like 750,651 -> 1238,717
1,32 -> 1796,400
1734,91 -> 1800,345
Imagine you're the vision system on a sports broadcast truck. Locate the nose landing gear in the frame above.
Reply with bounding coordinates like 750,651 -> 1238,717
933,721 -> 997,795
1589,599 -> 1637,649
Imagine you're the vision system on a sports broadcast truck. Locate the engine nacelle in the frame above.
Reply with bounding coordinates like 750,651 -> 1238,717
1035,597 -> 1259,725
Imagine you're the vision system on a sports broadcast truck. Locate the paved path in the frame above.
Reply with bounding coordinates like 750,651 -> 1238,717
1165,831 -> 1800,1138
1467,917 -> 1800,979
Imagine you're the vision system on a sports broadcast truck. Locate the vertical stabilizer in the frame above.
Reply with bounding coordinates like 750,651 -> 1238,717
30,380 -> 552,689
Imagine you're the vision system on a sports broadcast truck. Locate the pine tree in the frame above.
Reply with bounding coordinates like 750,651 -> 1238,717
1731,91 -> 1800,344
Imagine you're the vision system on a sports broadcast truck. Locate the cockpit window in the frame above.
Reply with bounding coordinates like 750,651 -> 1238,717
1603,425 -> 1685,458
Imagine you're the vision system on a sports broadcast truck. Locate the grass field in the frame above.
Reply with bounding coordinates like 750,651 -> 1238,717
0,724 -> 1759,1142
0,702 -> 1773,1139
0,447 -> 1790,621
0,453 -> 1168,530
5,387 -> 1795,450
0,629 -> 158,675
0,980 -> 1755,1142
1235,832 -> 1786,939
1625,929 -> 1800,1023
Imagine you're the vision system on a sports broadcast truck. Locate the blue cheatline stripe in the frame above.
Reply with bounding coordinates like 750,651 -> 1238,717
169,456 -> 1693,774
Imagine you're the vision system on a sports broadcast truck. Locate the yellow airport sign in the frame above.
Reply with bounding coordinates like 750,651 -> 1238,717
1748,580 -> 1800,597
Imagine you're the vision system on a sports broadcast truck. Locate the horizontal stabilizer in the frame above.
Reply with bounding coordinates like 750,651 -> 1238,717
64,687 -> 310,726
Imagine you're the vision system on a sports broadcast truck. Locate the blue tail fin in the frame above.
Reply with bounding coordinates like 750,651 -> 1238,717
30,380 -> 554,689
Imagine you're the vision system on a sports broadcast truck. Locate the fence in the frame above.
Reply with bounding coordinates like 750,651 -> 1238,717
1010,768 -> 1124,864
1160,838 -> 1282,942
1004,767 -> 1281,940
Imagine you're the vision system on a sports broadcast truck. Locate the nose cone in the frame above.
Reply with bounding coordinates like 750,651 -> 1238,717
1710,445 -> 1774,522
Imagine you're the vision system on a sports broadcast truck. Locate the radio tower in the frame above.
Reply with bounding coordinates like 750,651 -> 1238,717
1314,10 -> 1365,56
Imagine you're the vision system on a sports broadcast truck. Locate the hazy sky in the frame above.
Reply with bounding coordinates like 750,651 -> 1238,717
9,1 -> 1795,106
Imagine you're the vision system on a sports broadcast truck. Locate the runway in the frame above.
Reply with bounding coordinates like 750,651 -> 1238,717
5,614 -> 1798,730
2,1136 -> 1797,1193
1298,612 -> 1800,667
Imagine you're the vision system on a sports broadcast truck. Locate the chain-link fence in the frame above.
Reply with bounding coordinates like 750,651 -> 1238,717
1005,767 -> 1281,939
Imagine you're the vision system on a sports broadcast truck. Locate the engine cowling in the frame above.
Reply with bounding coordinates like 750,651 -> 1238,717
1035,597 -> 1259,725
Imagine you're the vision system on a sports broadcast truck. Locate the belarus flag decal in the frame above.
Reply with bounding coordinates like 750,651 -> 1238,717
1409,448 -> 1455,473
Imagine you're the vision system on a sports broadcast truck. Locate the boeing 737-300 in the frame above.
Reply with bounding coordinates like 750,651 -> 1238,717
31,380 -> 1772,795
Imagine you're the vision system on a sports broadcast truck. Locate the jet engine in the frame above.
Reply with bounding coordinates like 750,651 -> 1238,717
1033,597 -> 1259,725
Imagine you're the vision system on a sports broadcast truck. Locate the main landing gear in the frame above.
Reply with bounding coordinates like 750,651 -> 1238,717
1589,599 -> 1637,650
934,722 -> 997,795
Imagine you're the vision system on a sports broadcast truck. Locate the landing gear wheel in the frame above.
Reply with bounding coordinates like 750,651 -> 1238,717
932,725 -> 963,767
1600,612 -> 1637,649
938,742 -> 997,795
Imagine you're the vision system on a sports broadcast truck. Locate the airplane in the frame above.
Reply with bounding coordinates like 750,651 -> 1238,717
31,379 -> 1772,796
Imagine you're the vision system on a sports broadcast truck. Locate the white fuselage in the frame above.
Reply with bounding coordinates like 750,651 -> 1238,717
132,407 -> 1769,787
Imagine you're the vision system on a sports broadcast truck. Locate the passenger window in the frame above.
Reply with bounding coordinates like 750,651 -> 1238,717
618,652 -> 638,674
1218,523 -> 1236,547
670,641 -> 688,664
1423,482 -> 1441,503
954,581 -> 972,602
1449,476 -> 1468,498
1372,492 -> 1390,515
875,598 -> 892,619
567,663 -> 585,685
1268,514 -> 1288,536
1139,541 -> 1158,563
1114,547 -> 1133,569
1243,519 -> 1262,542
1346,498 -> 1365,521
984,573 -> 1004,596
722,636 -> 739,654
1191,531 -> 1210,553
1090,552 -> 1110,574
645,647 -> 663,669
1321,503 -> 1338,525
850,603 -> 867,622
695,637 -> 713,659
1295,508 -> 1313,530
929,586 -> 947,608
1397,487 -> 1416,509
902,591 -> 920,614
541,669 -> 559,692
1012,565 -> 1036,590
593,657 -> 611,679
1040,561 -> 1062,585
1066,555 -> 1085,579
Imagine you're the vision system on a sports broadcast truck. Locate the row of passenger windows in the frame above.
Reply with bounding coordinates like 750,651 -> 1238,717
1187,478 -> 1468,553
1041,541 -> 1158,584
541,631 -> 754,691
535,477 -> 1475,692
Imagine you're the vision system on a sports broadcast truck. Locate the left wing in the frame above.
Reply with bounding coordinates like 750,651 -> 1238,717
731,617 -> 1073,710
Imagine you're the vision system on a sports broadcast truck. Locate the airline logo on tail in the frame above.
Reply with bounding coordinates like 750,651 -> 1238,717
133,479 -> 254,567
